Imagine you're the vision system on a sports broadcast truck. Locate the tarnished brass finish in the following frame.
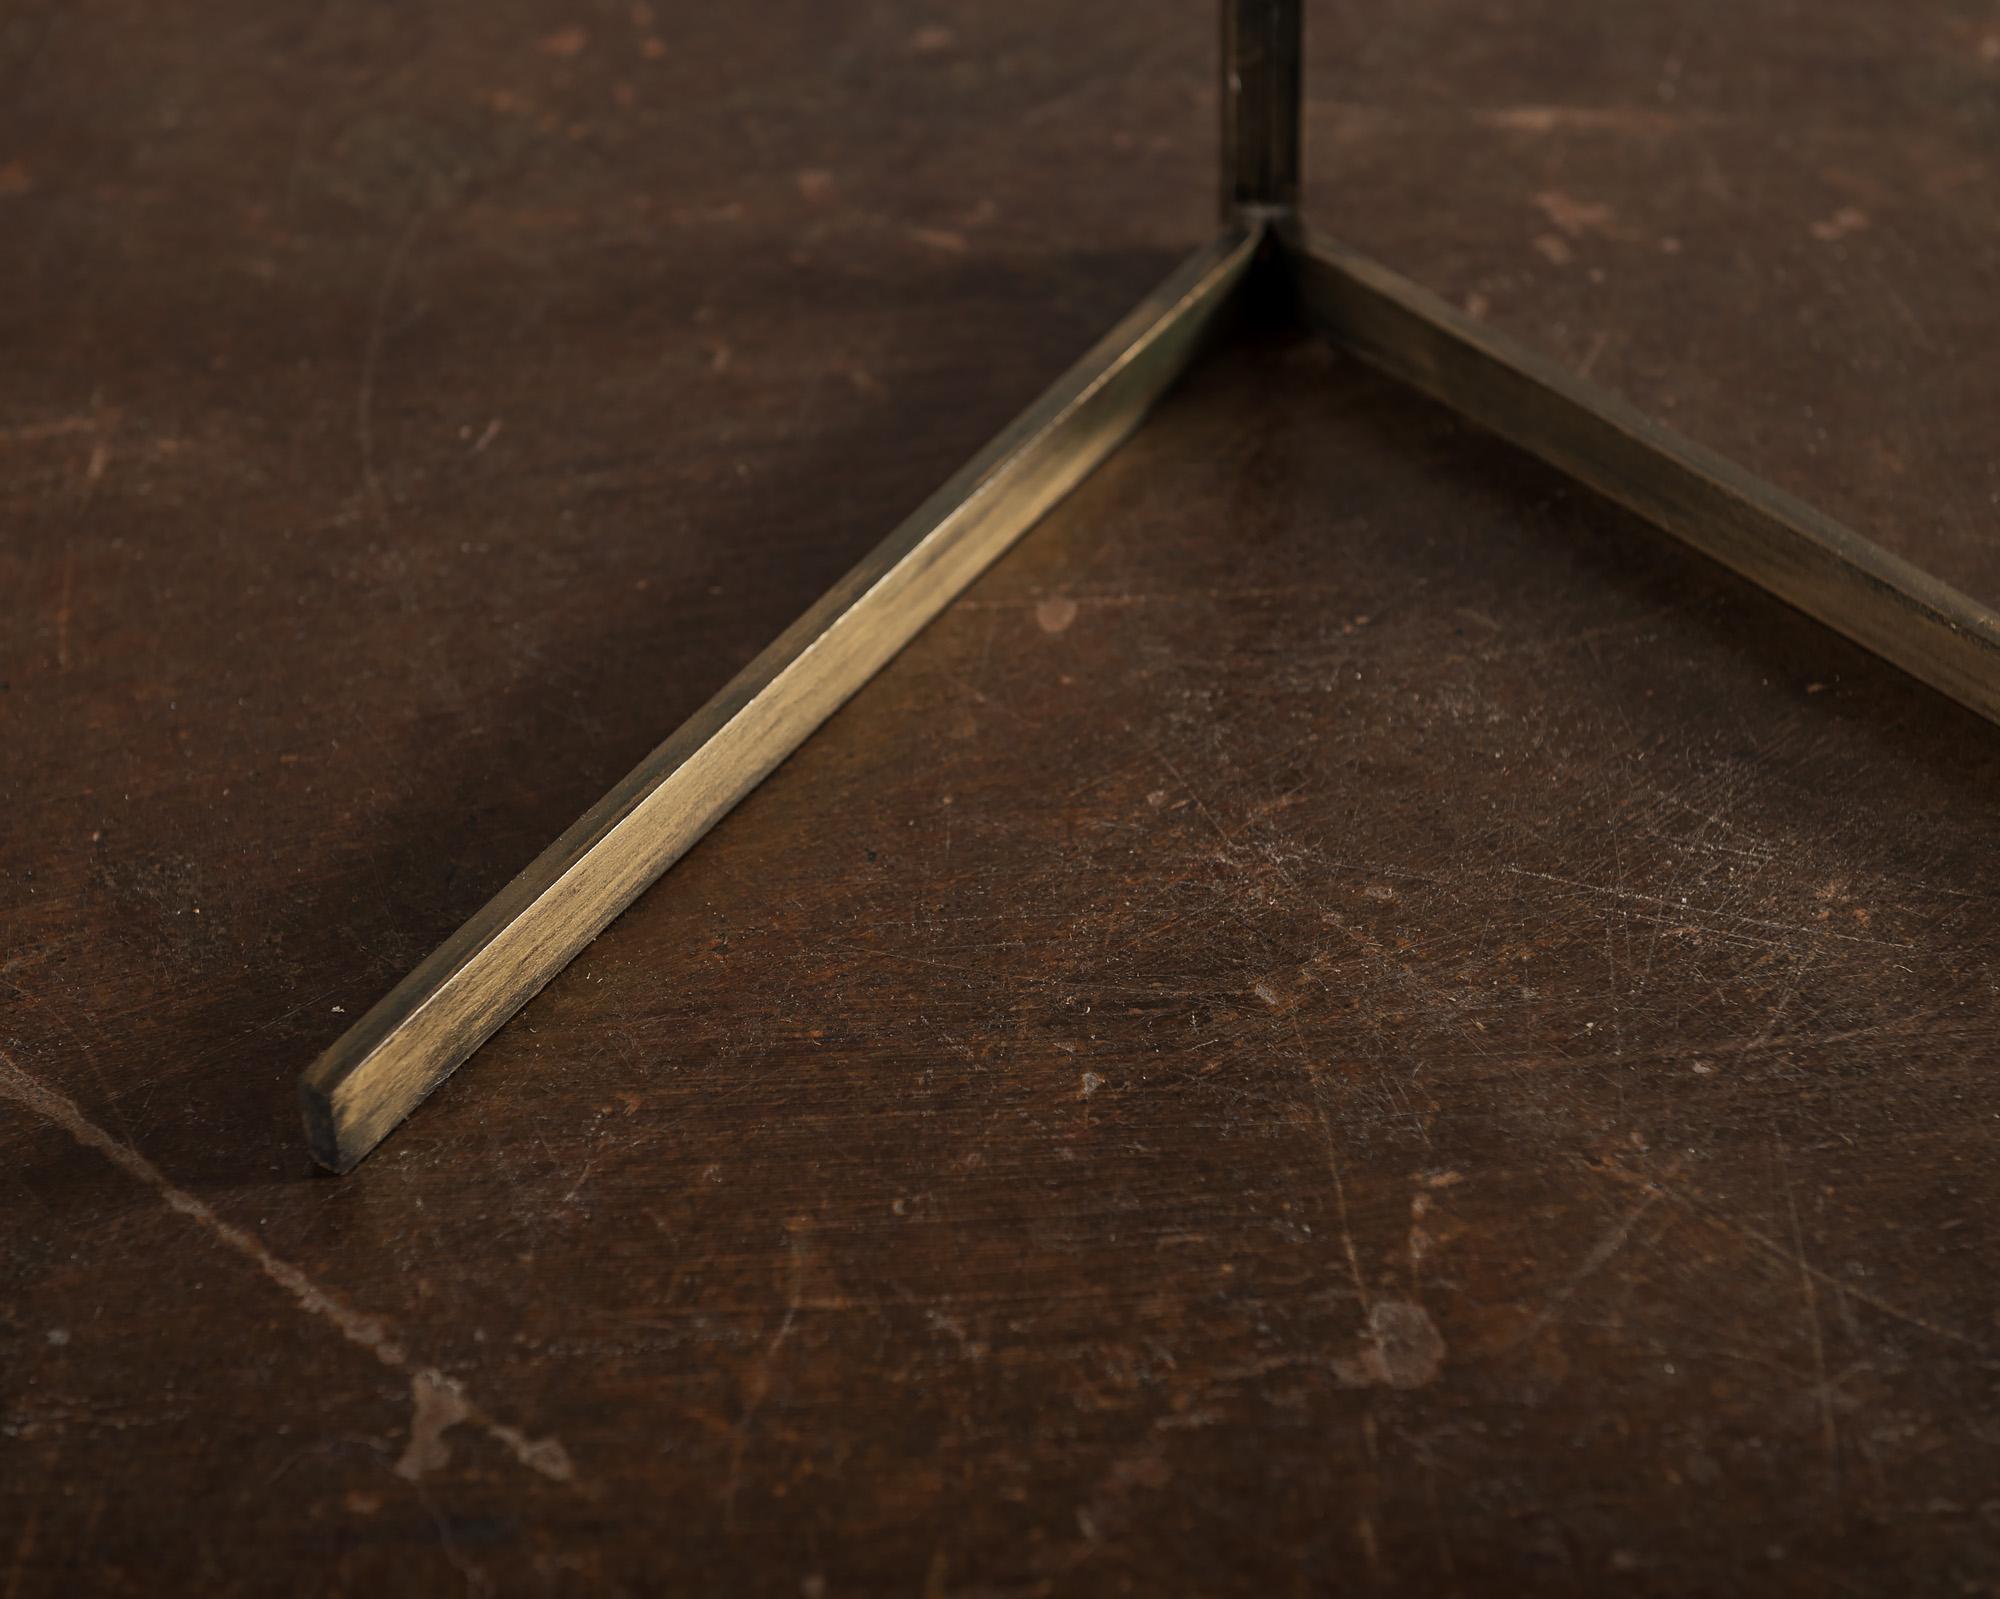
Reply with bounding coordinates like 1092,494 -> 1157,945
1220,0 -> 1301,221
302,0 -> 2000,1172
301,228 -> 1262,1171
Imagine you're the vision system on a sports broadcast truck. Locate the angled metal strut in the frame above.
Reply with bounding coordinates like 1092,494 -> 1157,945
303,0 -> 2000,1172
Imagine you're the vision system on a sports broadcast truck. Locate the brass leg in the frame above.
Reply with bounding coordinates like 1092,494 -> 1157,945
1281,221 -> 2000,726
301,228 -> 1263,1172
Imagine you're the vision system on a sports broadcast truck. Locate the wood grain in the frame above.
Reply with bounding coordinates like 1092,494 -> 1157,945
5,0 -> 1999,1591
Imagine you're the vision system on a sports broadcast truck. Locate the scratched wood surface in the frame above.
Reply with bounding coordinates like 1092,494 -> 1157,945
2,2 -> 1997,1595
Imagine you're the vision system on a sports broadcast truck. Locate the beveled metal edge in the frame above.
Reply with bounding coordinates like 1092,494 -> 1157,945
1279,220 -> 2000,727
301,225 -> 1265,1173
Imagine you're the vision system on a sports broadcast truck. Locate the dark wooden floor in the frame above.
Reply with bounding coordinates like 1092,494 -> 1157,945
3,2 -> 1997,1593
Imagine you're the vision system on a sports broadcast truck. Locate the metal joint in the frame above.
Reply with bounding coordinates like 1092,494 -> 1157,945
300,0 -> 2000,1172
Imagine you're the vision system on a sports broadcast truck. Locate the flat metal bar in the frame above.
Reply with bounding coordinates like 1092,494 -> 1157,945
1220,0 -> 1302,221
1283,222 -> 2000,725
301,226 -> 1263,1172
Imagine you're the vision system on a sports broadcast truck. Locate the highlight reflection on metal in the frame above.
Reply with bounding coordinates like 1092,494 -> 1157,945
1220,0 -> 1301,220
301,229 -> 1261,1172
303,0 -> 2000,1172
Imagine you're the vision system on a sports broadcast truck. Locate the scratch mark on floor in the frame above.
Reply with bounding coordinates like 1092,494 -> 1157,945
1596,1159 -> 1991,1353
1477,104 -> 1710,136
1776,1135 -> 1841,1491
722,1223 -> 808,1519
1742,948 -> 1817,1058
1503,866 -> 1913,950
1290,1017 -> 1443,1388
53,545 -> 73,671
0,1048 -> 574,1484
356,206 -> 430,528
1294,1015 -> 1371,1311
0,416 -> 97,446
920,1012 -> 976,1063
1152,743 -> 1238,854
1354,1512 -> 1382,1581
1576,328 -> 1612,379
1504,1189 -> 1663,1350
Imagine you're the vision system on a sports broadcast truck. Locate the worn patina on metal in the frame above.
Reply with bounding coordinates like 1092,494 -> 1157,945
303,0 -> 2000,1173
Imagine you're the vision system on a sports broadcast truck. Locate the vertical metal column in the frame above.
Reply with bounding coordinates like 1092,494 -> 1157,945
1220,0 -> 1302,221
